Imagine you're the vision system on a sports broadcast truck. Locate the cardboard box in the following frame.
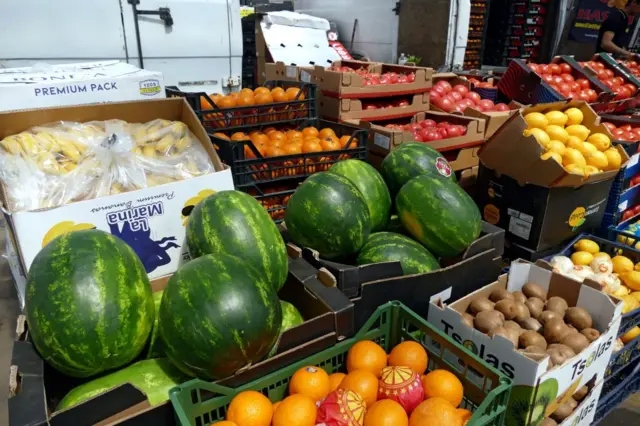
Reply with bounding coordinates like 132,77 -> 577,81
433,72 -> 470,89
0,98 -> 235,309
0,61 -> 165,112
479,100 -> 627,187
475,164 -> 613,251
263,62 -> 315,83
8,246 -> 355,426
556,379 -> 603,426
464,104 -> 520,140
426,261 -> 622,426
319,92 -> 429,121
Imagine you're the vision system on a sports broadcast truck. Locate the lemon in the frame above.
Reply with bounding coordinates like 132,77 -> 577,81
547,140 -> 566,155
622,270 -> 640,291
565,125 -> 590,142
574,239 -> 600,253
585,150 -> 609,169
524,112 -> 549,129
564,108 -> 584,126
565,137 -> 584,152
614,286 -> 631,298
564,164 -> 585,175
585,165 -> 600,176
621,295 -> 640,314
621,326 -> 640,344
541,151 -> 562,164
524,128 -> 551,146
562,148 -> 587,169
636,262 -> 640,272
613,255 -> 635,274
604,148 -> 622,170
632,291 -> 640,301
594,252 -> 611,260
545,125 -> 569,142
545,110 -> 568,127
587,133 -> 611,151
571,251 -> 594,266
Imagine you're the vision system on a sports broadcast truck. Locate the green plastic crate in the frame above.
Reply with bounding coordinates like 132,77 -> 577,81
169,301 -> 512,426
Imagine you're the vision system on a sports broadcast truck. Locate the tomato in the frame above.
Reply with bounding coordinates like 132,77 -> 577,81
539,64 -> 550,75
407,73 -> 416,82
623,210 -> 635,221
436,81 -> 453,93
494,103 -> 510,111
445,125 -> 466,137
364,104 -> 378,110
553,75 -> 565,85
420,129 -> 442,141
612,128 -> 626,138
592,61 -> 605,70
625,131 -> 637,141
576,78 -> 590,89
396,100 -> 410,107
621,124 -> 633,132
606,70 -> 616,80
549,64 -> 562,75
596,69 -> 609,81
436,127 -> 449,138
629,61 -> 638,68
468,78 -> 481,85
585,89 -> 598,102
449,91 -> 463,102
437,121 -> 450,128
571,82 -> 582,92
420,119 -> 437,128
397,75 -> 409,84
529,64 -> 539,73
562,73 -> 575,83
478,99 -> 495,111
543,75 -> 555,84
453,84 -> 469,95
576,90 -> 591,101
603,122 -> 617,131
430,90 -> 442,102
558,83 -> 572,96
460,98 -> 475,108
465,92 -> 481,103
632,127 -> 640,137
432,85 -> 447,96
624,84 -> 637,95
634,205 -> 640,214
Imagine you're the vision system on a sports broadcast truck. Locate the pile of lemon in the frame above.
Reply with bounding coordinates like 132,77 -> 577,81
523,108 -> 623,176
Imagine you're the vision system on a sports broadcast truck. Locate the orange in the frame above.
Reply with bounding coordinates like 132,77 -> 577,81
289,366 -> 331,402
339,369 -> 379,407
339,135 -> 354,148
201,95 -> 214,109
251,133 -> 270,146
364,400 -> 409,426
272,90 -> 288,102
421,370 -> 464,407
272,394 -> 317,426
346,340 -> 387,377
212,132 -> 230,140
286,87 -> 305,101
217,96 -> 237,108
264,127 -> 277,135
236,94 -> 255,107
254,93 -> 274,104
231,132 -> 248,141
320,136 -> 341,151
409,397 -> 462,426
272,401 -> 282,413
286,130 -> 304,140
212,422 -> 237,426
302,126 -> 319,138
268,131 -> 286,142
225,390 -> 272,426
388,341 -> 429,375
265,146 -> 285,157
456,408 -> 472,424
254,87 -> 271,96
282,144 -> 302,155
302,140 -> 322,153
328,372 -> 346,392
240,88 -> 254,97
319,128 -> 336,139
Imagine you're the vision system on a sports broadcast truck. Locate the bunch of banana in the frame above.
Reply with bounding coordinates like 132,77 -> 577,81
130,119 -> 195,159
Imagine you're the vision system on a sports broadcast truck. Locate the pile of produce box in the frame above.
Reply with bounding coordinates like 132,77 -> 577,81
428,260 -> 623,426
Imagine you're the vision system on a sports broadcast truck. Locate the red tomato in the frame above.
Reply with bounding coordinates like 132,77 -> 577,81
621,124 -> 633,132
539,64 -> 550,75
558,83 -> 572,96
465,92 -> 481,103
612,128 -> 626,138
592,61 -> 605,70
585,89 -> 598,102
435,97 -> 454,112
461,98 -> 475,108
562,74 -> 575,83
468,78 -> 481,85
553,75 -> 565,85
453,84 -> 469,95
437,121 -> 450,128
478,99 -> 495,111
543,75 -> 555,84
629,60 -> 638,68
420,119 -> 437,128
430,90 -> 442,101
624,84 -> 637,95
450,91 -> 463,102
560,63 -> 572,74
606,70 -> 617,80
597,69 -> 609,81
453,103 -> 466,113
632,127 -> 640,137
625,131 -> 637,141
576,78 -> 590,89
577,90 -> 591,101
623,210 -> 635,221
603,122 -> 617,131
445,125 -> 466,137
529,64 -> 539,73
436,81 -> 453,93
634,205 -> 640,214
419,129 -> 442,141
494,103 -> 510,111
549,64 -> 562,75
571,82 -> 582,92
432,85 -> 447,96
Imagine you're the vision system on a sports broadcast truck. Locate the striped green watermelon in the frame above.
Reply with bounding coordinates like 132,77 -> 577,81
329,159 -> 391,232
357,232 -> 440,275
158,253 -> 282,380
186,190 -> 288,292
284,172 -> 371,259
396,174 -> 481,257
387,215 -> 407,235
268,300 -> 305,357
25,230 -> 154,378
147,290 -> 165,359
381,143 -> 456,197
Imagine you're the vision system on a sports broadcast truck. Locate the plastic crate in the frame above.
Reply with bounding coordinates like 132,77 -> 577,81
554,233 -> 640,336
211,118 -> 367,187
601,155 -> 640,230
605,333 -> 640,380
166,80 -> 317,134
243,183 -> 297,223
169,301 -> 512,426
593,361 -> 640,425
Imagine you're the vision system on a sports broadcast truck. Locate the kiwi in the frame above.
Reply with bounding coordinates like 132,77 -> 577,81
504,379 -> 559,426
565,307 -> 593,330
581,328 -> 601,342
461,312 -> 474,328
489,326 -> 519,347
521,345 -> 546,354
550,399 -> 576,422
503,320 -> 523,334
573,385 -> 589,402
540,418 -> 558,426
526,297 -> 545,319
546,344 -> 576,367
545,296 -> 569,314
469,297 -> 495,315
490,288 -> 514,303
474,310 -> 505,333
519,317 -> 543,332
544,318 -> 571,344
523,282 -> 547,301
539,310 -> 562,325
512,290 -> 527,304
495,299 -> 518,320
512,302 -> 531,322
561,332 -> 590,354
519,330 -> 547,350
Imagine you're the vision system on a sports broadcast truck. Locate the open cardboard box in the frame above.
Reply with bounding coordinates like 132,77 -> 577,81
263,61 -> 315,83
479,100 -> 628,188
319,92 -> 429,121
426,260 -> 622,426
463,102 -> 522,139
8,244 -> 354,426
433,72 -> 470,89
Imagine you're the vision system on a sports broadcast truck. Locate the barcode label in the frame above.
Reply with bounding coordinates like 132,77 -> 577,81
374,133 -> 391,150
285,66 -> 297,78
509,216 -> 532,240
300,71 -> 311,83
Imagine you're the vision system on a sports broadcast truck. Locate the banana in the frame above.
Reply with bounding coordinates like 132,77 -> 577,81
185,160 -> 201,175
0,136 -> 25,156
142,145 -> 156,158
34,132 -> 58,152
176,136 -> 192,152
63,162 -> 77,173
58,139 -> 81,162
169,121 -> 187,135
111,183 -> 123,194
71,140 -> 88,155
155,135 -> 175,154
16,133 -> 42,156
134,146 -> 143,156
36,152 -> 63,175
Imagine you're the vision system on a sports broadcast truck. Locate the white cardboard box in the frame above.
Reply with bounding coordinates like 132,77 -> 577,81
557,379 -> 603,426
1,98 -> 234,309
0,61 -> 165,112
426,261 -> 622,426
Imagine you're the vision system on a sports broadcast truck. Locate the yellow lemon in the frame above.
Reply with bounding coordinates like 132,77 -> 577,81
571,251 -> 594,266
587,133 -> 611,151
621,326 -> 640,344
524,128 -> 551,146
636,263 -> 640,272
562,148 -> 587,169
604,148 -> 622,171
565,124 -> 590,142
564,164 -> 585,175
524,112 -> 549,129
574,239 -> 600,253
575,141 -> 597,157
584,165 -> 600,176
585,150 -> 609,169
564,108 -> 584,126
621,295 -> 640,314
565,137 -> 584,152
632,291 -> 640,301
612,255 -> 635,274
541,151 -> 562,164
622,271 -> 640,291
594,252 -> 611,260
545,125 -> 569,142
547,140 -> 566,155
545,110 -> 568,127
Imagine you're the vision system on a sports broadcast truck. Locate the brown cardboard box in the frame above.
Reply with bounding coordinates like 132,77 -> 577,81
479,100 -> 627,187
319,92 -> 430,121
264,62 -> 315,83
464,106 -> 519,140
433,72 -> 470,89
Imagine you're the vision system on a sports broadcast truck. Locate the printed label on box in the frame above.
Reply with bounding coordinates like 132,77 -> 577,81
285,66 -> 297,79
373,133 -> 391,150
300,70 -> 312,83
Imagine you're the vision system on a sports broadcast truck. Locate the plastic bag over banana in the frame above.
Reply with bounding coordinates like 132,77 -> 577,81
0,119 -> 214,211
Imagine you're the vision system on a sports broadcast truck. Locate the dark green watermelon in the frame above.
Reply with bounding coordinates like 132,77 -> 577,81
387,215 -> 408,235
186,190 -> 288,292
329,159 -> 391,232
284,172 -> 371,259
381,143 -> 456,197
356,232 -> 440,275
147,290 -> 165,359
25,229 -> 154,378
396,174 -> 481,257
280,300 -> 305,331
57,358 -> 186,411
158,254 -> 282,380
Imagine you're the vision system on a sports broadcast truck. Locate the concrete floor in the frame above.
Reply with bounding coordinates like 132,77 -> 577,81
0,219 -> 638,425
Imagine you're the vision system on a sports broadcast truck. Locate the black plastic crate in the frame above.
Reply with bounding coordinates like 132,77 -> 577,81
605,333 -> 640,380
594,362 -> 640,424
166,81 -> 317,134
242,182 -> 299,223
211,118 -> 367,188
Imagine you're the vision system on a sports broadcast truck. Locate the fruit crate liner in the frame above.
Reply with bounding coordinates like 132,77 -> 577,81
593,361 -> 640,424
168,301 -> 512,426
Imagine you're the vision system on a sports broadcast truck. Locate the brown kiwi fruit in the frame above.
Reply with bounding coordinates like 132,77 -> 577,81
546,344 -> 576,367
550,399 -> 576,422
512,290 -> 527,304
519,317 -> 543,332
526,297 -> 545,319
512,302 -> 531,322
539,310 -> 562,325
503,320 -> 523,334
546,296 -> 569,314
561,332 -> 590,354
540,418 -> 558,426
565,307 -> 593,330
544,318 -> 571,344
573,385 -> 589,402
581,328 -> 601,342
461,312 -> 474,328
489,288 -> 514,303
495,299 -> 518,320
469,297 -> 495,315
488,326 -> 519,347
519,330 -> 548,350
474,310 -> 505,333
520,345 -> 546,354
522,282 -> 547,301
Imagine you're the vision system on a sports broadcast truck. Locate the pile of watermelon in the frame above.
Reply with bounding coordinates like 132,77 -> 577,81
285,143 -> 482,273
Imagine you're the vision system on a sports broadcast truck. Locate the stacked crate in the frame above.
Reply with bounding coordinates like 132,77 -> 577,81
464,0 -> 490,70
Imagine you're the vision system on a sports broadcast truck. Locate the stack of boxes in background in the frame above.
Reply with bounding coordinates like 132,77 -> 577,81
464,0 -> 490,70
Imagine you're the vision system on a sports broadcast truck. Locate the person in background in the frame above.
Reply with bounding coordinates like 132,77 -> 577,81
597,0 -> 640,57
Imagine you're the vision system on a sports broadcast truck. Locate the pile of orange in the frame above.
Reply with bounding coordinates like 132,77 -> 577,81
214,340 -> 471,426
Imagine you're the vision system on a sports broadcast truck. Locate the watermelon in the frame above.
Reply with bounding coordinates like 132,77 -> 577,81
329,159 -> 391,232
57,358 -> 186,411
280,300 -> 305,331
356,232 -> 440,275
396,174 -> 482,257
186,190 -> 288,292
158,253 -> 282,380
381,143 -> 456,197
387,215 -> 407,236
284,172 -> 371,259
147,290 -> 165,359
25,229 -> 154,378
